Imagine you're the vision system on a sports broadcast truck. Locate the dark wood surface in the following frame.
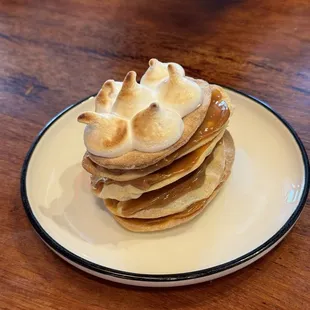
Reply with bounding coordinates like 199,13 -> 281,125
1,0 -> 309,309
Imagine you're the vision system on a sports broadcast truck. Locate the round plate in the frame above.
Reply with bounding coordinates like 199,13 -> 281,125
21,87 -> 309,287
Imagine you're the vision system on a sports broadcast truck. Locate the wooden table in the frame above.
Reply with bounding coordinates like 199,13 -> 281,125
1,0 -> 309,309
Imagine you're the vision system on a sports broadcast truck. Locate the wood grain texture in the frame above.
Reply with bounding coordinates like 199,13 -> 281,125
0,0 -> 309,309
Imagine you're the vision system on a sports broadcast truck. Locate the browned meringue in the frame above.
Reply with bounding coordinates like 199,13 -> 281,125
131,103 -> 184,152
78,112 -> 132,158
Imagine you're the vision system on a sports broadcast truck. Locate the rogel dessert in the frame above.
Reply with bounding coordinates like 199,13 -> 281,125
78,59 -> 235,232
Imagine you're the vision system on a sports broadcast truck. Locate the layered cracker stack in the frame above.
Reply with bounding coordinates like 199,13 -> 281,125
78,59 -> 235,232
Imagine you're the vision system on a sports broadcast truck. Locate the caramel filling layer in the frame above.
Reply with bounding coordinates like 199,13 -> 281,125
114,162 -> 229,226
105,150 -> 215,217
189,88 -> 229,146
105,141 -> 213,190
116,198 -> 206,226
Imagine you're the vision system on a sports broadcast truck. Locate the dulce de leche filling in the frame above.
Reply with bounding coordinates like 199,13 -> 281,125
102,88 -> 229,190
105,150 -> 215,217
105,141 -> 213,190
191,88 -> 229,145
116,198 -> 206,226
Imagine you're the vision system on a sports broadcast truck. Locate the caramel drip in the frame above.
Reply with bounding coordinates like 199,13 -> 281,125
106,152 -> 215,217
188,88 -> 229,146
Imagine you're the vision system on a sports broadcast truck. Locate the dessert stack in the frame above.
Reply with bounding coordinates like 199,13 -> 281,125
78,59 -> 235,232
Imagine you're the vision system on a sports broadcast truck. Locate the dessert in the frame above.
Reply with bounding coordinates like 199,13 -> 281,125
78,59 -> 235,232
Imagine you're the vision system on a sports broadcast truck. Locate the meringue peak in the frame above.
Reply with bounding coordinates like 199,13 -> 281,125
78,111 -> 103,125
112,71 -> 155,119
131,102 -> 184,152
149,102 -> 160,111
95,80 -> 122,113
141,59 -> 185,90
157,64 -> 202,117
147,58 -> 169,80
78,112 -> 132,158
78,111 -> 123,129
123,71 -> 137,90
167,63 -> 183,84
148,58 -> 158,66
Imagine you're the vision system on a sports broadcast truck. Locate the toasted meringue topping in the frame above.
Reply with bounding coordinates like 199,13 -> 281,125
131,103 -> 184,152
78,60 -> 207,157
95,80 -> 122,113
157,64 -> 202,117
78,112 -> 131,158
140,58 -> 185,90
112,71 -> 156,119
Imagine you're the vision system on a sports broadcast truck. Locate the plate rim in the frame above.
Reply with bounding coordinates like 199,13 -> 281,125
20,86 -> 310,283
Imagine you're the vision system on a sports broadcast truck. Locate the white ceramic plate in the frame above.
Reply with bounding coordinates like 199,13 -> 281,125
21,87 -> 309,287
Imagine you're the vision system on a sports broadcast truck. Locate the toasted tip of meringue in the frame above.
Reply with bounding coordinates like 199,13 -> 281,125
78,112 -> 101,124
83,113 -> 132,158
112,72 -> 155,119
95,79 -> 123,114
149,102 -> 159,109
167,63 -> 174,71
157,66 -> 202,117
96,80 -> 113,100
131,103 -> 184,152
168,63 -> 181,79
103,79 -> 115,93
123,71 -> 137,88
149,58 -> 158,66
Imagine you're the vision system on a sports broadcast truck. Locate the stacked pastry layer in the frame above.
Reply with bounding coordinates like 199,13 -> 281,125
78,59 -> 235,232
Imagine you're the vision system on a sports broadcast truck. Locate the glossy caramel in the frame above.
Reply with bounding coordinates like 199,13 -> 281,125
106,142 -> 210,190
106,151 -> 215,217
190,88 -> 229,145
115,195 -> 207,226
